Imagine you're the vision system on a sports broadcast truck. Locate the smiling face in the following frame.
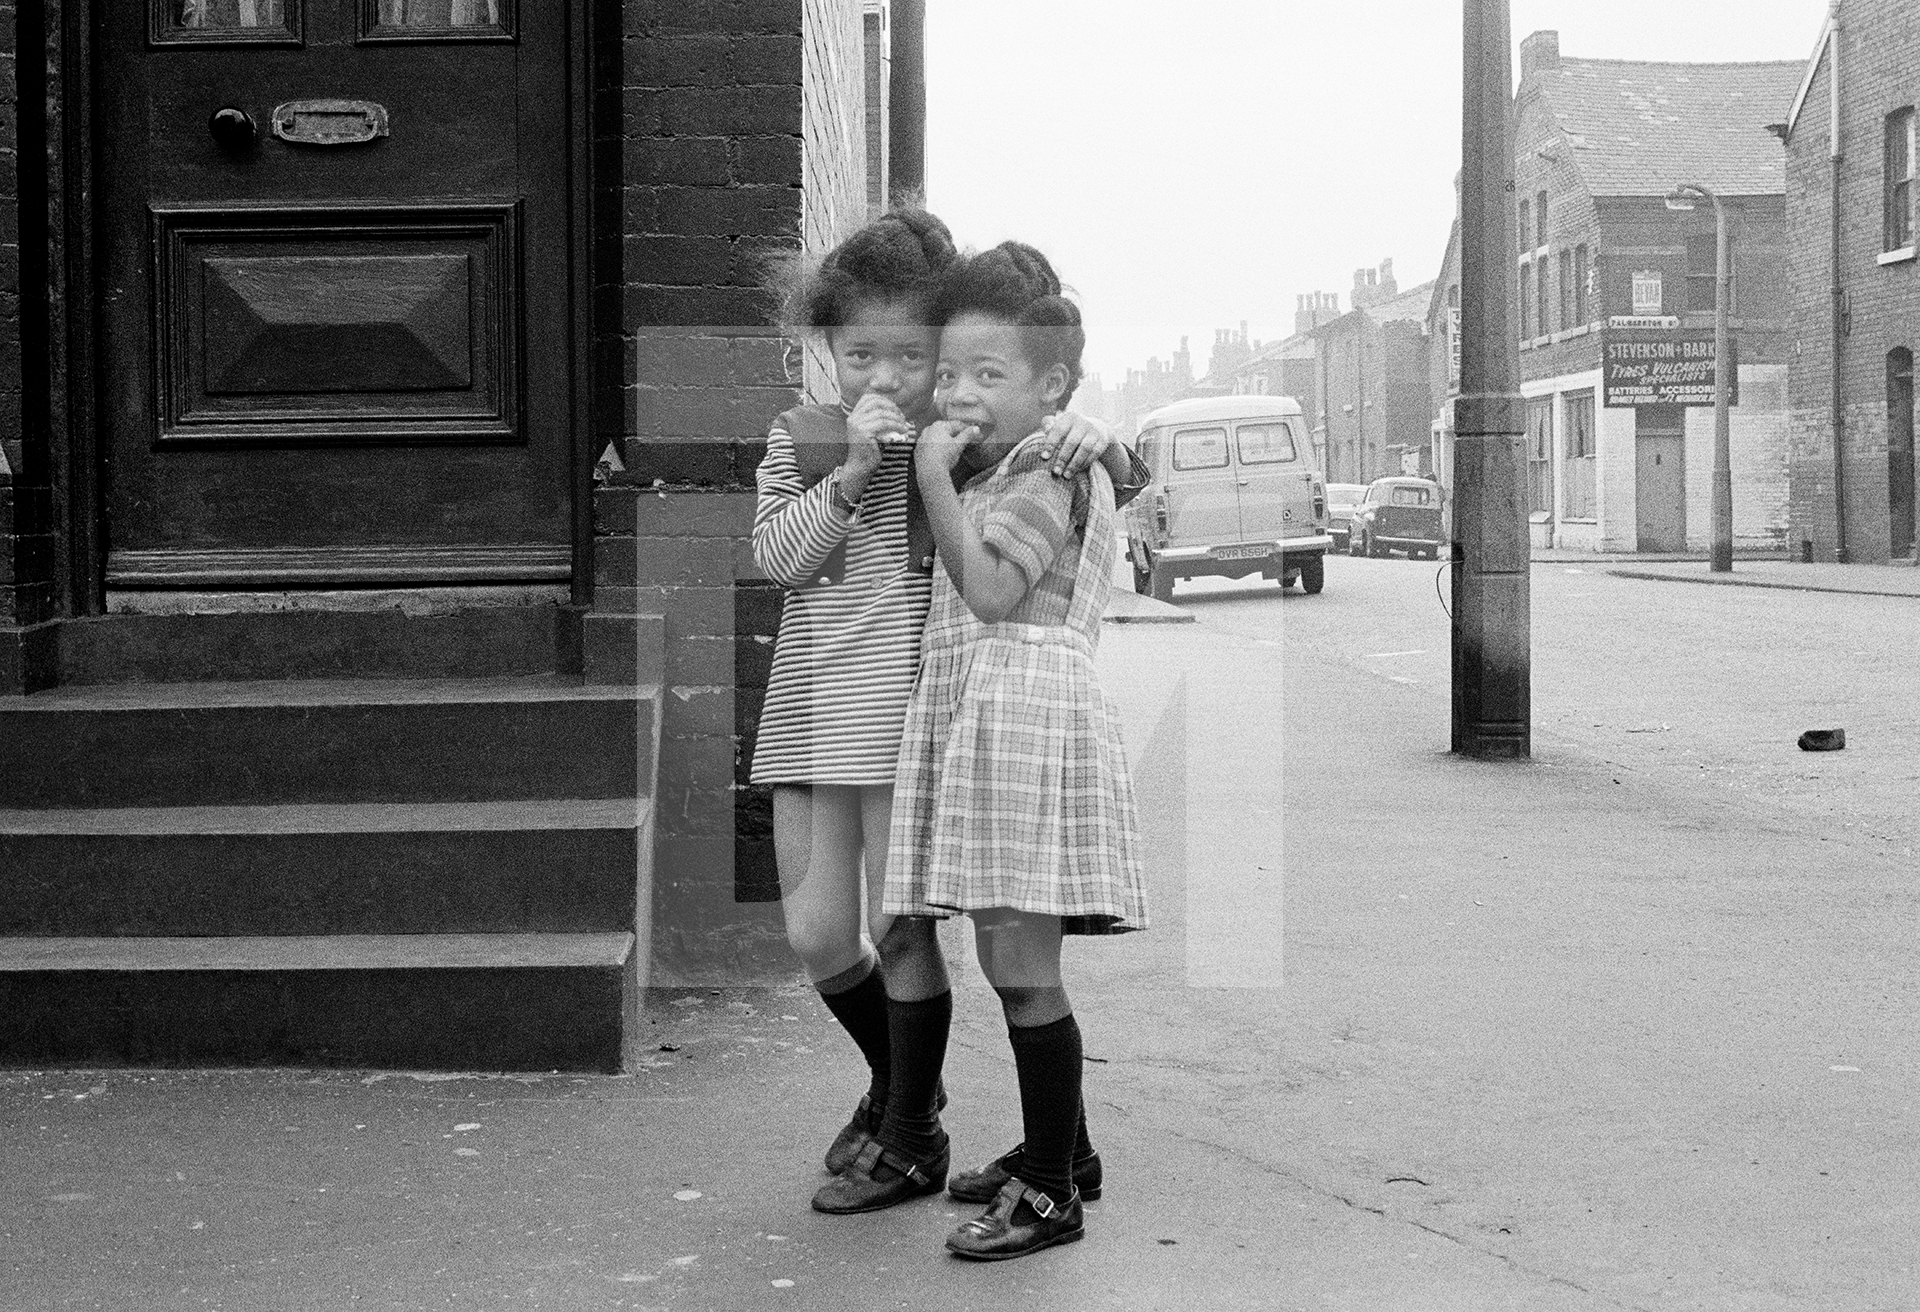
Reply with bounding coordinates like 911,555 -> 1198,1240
826,295 -> 940,420
935,313 -> 1068,461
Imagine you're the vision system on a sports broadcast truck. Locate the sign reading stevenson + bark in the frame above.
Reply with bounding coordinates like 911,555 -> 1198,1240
1602,328 -> 1738,408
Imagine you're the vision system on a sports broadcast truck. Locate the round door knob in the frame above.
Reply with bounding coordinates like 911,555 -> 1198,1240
208,107 -> 257,151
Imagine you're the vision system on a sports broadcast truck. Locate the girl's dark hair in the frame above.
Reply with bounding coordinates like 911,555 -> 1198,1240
932,241 -> 1085,407
770,207 -> 958,333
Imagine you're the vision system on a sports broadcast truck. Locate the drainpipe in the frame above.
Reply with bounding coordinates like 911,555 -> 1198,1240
887,0 -> 927,202
1829,2 -> 1850,561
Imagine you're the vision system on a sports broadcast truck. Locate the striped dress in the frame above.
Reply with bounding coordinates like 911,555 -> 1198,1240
749,414 -> 933,785
884,438 -> 1148,935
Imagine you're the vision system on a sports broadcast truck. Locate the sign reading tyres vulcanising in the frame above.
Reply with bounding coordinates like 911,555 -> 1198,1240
1601,328 -> 1739,408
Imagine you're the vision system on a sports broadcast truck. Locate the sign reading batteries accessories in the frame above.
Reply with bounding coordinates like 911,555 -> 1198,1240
1601,328 -> 1738,408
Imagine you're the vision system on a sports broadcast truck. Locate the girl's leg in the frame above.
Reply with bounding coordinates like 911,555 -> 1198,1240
974,910 -> 1083,1207
809,791 -> 953,1212
865,783 -> 951,1162
775,785 -> 890,1123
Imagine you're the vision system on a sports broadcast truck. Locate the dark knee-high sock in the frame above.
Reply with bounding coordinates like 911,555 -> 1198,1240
1075,1099 -> 1095,1160
875,992 -> 952,1162
816,956 -> 890,1110
1008,1013 -> 1084,1202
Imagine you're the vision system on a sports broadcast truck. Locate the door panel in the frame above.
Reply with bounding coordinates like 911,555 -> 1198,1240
1163,426 -> 1242,546
100,0 -> 571,589
1635,435 -> 1686,552
1233,419 -> 1306,543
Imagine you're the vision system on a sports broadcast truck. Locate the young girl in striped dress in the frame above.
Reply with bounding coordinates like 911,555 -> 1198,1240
750,210 -> 1137,1216
885,242 -> 1148,1260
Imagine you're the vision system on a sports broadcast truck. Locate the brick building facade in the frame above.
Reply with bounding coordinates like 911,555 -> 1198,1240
1495,31 -> 1800,555
0,0 -> 913,1064
1301,263 -> 1434,485
1782,0 -> 1920,563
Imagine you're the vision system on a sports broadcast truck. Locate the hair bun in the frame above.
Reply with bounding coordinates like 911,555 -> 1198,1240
769,206 -> 959,333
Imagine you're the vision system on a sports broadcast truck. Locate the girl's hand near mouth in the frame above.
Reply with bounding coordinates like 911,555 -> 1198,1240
915,420 -> 981,475
841,393 -> 916,498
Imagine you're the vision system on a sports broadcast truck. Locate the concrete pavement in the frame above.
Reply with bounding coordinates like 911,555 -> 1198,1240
6,579 -> 1918,1310
1605,557 -> 1920,598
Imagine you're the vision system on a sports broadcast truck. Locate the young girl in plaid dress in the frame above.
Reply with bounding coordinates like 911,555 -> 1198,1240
751,211 -> 1139,1218
885,242 -> 1148,1261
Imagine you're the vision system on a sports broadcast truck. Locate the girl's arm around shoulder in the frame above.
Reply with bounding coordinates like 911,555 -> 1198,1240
915,428 -> 1075,625
1038,413 -> 1150,509
751,421 -> 855,588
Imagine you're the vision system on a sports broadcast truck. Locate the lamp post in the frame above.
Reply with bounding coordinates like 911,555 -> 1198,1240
1667,183 -> 1733,572
1452,0 -> 1530,758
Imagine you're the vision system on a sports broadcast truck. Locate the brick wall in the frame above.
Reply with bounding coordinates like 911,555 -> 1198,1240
602,0 -> 868,981
1784,0 -> 1920,562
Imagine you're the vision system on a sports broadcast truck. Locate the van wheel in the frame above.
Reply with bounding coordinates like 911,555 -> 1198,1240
1149,563 -> 1175,602
1348,531 -> 1365,558
1132,555 -> 1152,595
1367,534 -> 1387,559
1299,555 -> 1325,594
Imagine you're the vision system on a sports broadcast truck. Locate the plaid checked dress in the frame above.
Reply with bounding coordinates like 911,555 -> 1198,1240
884,438 -> 1148,935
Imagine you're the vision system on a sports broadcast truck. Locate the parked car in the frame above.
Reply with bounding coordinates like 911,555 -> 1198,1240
1123,395 -> 1332,599
1347,476 -> 1444,560
1325,482 -> 1367,550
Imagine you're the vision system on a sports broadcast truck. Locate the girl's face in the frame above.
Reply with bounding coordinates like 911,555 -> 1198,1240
828,296 -> 940,417
935,313 -> 1068,461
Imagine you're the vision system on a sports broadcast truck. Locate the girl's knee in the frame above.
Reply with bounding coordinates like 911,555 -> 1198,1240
991,983 -> 1071,1028
875,914 -> 938,966
784,916 -> 866,982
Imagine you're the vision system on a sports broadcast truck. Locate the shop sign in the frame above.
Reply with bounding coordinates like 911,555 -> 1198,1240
1602,328 -> 1738,407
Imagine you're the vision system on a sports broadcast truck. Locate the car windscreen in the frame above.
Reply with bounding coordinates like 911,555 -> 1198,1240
1172,427 -> 1229,471
1389,485 -> 1436,506
1235,422 -> 1298,465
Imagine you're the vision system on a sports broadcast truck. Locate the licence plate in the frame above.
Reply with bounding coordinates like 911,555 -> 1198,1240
1213,544 -> 1270,560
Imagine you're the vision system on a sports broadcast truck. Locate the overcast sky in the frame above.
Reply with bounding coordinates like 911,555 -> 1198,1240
924,0 -> 1829,385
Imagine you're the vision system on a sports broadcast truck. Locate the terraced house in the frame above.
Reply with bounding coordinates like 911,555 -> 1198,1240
1780,0 -> 1920,564
1450,31 -> 1802,554
0,0 -> 924,1069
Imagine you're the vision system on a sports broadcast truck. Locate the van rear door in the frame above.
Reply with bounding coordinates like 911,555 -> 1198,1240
1233,419 -> 1310,545
1163,425 -> 1240,548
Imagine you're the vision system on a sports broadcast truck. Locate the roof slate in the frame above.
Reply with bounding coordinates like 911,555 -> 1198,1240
1534,58 -> 1803,197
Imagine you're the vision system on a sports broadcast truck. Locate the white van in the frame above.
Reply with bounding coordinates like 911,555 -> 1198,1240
1123,395 -> 1331,599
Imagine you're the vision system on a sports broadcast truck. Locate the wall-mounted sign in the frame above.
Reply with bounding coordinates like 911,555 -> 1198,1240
1602,328 -> 1738,408
1607,314 -> 1680,329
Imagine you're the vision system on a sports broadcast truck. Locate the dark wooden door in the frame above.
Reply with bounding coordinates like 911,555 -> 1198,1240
98,0 -> 573,589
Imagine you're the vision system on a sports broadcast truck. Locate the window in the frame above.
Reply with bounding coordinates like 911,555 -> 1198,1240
1519,262 -> 1534,338
1563,390 -> 1596,519
1389,484 -> 1435,506
1888,109 -> 1915,252
1559,248 -> 1575,330
1686,233 -> 1736,313
361,0 -> 513,38
1525,397 -> 1553,514
1518,199 -> 1532,252
1537,254 -> 1551,338
1172,427 -> 1229,471
1573,244 -> 1590,323
1632,270 -> 1664,316
1536,190 -> 1549,248
157,0 -> 300,41
1237,422 -> 1298,465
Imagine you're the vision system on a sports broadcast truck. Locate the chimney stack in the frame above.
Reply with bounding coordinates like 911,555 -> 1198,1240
1520,30 -> 1560,81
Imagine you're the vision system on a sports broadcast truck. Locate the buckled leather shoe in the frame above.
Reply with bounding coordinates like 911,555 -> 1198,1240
823,1082 -> 950,1175
948,1143 -> 1102,1203
823,1094 -> 882,1175
945,1178 -> 1084,1261
811,1136 -> 949,1214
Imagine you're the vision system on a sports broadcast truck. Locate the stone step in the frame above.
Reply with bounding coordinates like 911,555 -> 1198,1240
0,677 -> 654,809
0,800 -> 651,937
55,603 -> 582,685
0,933 -> 636,1071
